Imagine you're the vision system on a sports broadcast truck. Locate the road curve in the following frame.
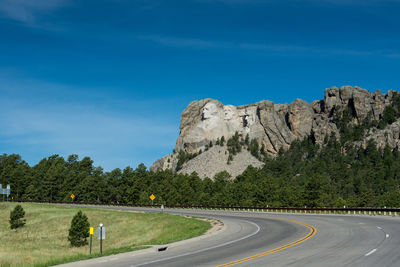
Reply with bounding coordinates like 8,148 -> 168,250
57,206 -> 400,267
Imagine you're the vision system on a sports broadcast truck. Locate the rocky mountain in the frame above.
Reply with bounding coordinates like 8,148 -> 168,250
151,86 -> 399,178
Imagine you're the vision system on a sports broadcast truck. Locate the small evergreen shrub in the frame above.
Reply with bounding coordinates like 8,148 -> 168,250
220,136 -> 225,146
10,205 -> 26,229
68,211 -> 90,247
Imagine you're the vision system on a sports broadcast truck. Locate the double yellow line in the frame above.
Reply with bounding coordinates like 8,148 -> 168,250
217,218 -> 317,267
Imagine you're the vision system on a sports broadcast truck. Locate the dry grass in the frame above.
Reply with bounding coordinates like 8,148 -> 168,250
0,203 -> 210,267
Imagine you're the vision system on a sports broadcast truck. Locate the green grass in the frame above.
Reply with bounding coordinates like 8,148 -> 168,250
0,202 -> 211,267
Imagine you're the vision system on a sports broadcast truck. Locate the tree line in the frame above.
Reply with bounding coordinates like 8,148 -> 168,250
1,132 -> 400,208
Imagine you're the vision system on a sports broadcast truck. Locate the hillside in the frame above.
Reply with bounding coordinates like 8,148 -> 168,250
151,86 -> 400,177
178,145 -> 263,178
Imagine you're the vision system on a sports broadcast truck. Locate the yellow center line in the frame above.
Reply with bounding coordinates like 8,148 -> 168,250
216,218 -> 317,267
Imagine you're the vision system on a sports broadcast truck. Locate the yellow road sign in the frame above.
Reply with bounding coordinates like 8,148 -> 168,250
71,194 -> 75,199
90,227 -> 93,235
150,194 -> 155,201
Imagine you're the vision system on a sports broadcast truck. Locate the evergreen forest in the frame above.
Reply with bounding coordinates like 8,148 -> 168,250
2,133 -> 400,208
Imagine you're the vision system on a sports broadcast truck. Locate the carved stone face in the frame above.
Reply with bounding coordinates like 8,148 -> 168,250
223,105 -> 235,120
202,102 -> 218,120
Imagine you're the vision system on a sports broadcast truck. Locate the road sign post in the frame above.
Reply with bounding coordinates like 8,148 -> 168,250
100,224 -> 103,255
0,184 -> 10,202
97,223 -> 105,255
6,185 -> 10,202
150,194 -> 155,206
71,194 -> 75,201
89,227 -> 93,255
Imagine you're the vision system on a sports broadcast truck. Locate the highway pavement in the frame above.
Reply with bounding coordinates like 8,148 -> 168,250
57,206 -> 400,267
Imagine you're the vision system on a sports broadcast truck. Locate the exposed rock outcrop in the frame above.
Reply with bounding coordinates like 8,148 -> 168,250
151,86 -> 398,177
356,121 -> 400,149
178,146 -> 263,179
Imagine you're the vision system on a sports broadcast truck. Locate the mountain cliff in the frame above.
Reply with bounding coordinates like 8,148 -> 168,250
151,86 -> 400,178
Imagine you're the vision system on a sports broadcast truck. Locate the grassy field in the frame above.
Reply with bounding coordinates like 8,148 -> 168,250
0,202 -> 211,267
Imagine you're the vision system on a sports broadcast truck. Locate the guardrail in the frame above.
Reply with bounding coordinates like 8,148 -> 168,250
5,199 -> 400,216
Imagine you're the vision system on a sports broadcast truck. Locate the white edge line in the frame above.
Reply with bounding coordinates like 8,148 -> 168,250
130,220 -> 261,267
365,249 -> 377,256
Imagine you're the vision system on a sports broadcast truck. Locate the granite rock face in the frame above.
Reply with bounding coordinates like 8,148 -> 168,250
177,146 -> 264,179
151,86 -> 397,177
356,121 -> 400,149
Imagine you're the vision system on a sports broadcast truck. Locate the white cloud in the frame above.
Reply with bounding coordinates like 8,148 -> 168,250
139,34 -> 400,58
199,0 -> 400,5
197,0 -> 266,4
0,0 -> 67,24
138,35 -> 232,49
298,0 -> 400,6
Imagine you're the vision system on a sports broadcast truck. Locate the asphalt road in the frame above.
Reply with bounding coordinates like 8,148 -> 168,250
58,206 -> 400,267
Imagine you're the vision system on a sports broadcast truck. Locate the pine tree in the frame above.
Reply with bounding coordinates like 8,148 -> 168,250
245,134 -> 250,146
249,139 -> 259,158
68,211 -> 90,247
220,136 -> 225,146
10,205 -> 26,229
260,143 -> 266,157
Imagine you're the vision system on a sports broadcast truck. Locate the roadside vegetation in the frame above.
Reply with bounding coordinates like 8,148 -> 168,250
0,202 -> 210,267
3,132 -> 400,209
9,204 -> 26,229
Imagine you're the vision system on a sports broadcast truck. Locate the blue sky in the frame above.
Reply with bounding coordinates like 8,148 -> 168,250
1,0 -> 400,170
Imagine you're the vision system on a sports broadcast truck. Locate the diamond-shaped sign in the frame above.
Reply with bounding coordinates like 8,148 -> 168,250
71,194 -> 75,199
149,194 -> 155,201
